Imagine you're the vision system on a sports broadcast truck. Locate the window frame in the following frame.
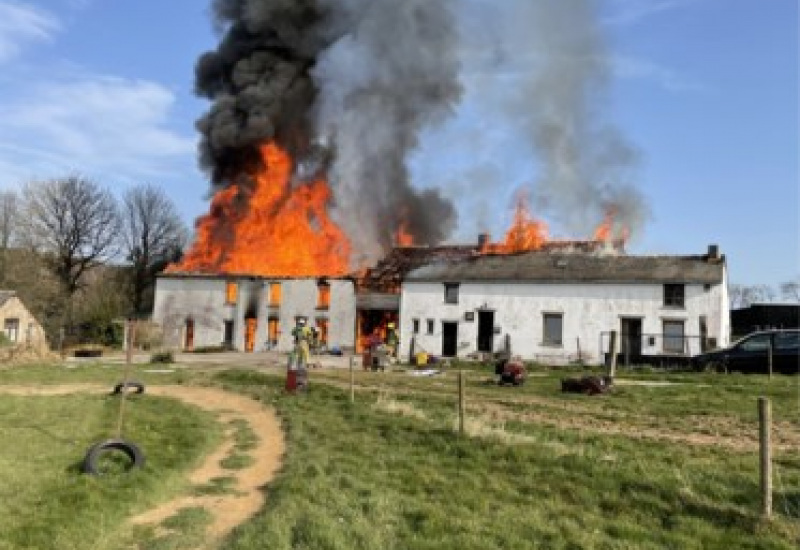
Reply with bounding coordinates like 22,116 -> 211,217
443,282 -> 459,304
663,283 -> 685,308
542,312 -> 563,347
662,319 -> 686,353
426,319 -> 435,335
225,281 -> 238,305
316,281 -> 331,310
412,318 -> 420,334
3,318 -> 19,343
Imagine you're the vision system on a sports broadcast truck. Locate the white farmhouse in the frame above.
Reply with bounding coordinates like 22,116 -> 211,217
153,274 -> 356,352
399,245 -> 729,366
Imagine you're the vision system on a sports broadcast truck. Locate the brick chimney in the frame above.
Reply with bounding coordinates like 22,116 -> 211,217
707,244 -> 720,262
477,233 -> 490,249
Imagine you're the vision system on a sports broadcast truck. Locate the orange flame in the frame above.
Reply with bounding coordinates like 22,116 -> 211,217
169,142 -> 351,276
482,195 -> 548,254
592,208 -> 630,244
395,221 -> 414,247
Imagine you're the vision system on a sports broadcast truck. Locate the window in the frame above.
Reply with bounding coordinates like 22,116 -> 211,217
426,319 -> 435,335
774,331 -> 799,351
663,320 -> 685,353
543,313 -> 563,346
699,316 -> 708,352
740,333 -> 771,352
225,281 -> 238,305
267,317 -> 279,346
663,284 -> 685,308
444,283 -> 459,304
412,318 -> 420,334
223,320 -> 234,348
3,318 -> 18,343
317,281 -> 330,309
268,282 -> 282,307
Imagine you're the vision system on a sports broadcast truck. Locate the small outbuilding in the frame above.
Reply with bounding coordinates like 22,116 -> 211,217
0,290 -> 48,352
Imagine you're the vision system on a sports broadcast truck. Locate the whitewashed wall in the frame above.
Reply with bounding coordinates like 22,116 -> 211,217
399,280 -> 730,365
153,276 -> 356,352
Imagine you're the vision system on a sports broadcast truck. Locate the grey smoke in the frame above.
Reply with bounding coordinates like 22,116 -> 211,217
195,0 -> 461,263
497,0 -> 649,237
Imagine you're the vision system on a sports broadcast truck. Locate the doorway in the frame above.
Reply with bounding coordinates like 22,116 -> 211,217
620,318 -> 642,365
184,318 -> 194,351
223,320 -> 234,350
477,310 -> 494,353
244,318 -> 256,352
442,322 -> 458,357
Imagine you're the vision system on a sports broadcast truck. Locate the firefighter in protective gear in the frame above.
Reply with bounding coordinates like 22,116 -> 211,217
292,318 -> 313,368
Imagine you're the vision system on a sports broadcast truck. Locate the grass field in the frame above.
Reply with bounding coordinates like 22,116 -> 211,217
0,360 -> 798,549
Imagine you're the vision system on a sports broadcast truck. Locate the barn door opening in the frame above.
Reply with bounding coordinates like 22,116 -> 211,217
477,310 -> 494,353
244,318 -> 257,353
442,322 -> 458,357
184,318 -> 194,351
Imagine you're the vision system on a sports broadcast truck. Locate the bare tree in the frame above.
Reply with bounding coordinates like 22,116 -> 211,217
21,176 -> 120,296
780,277 -> 800,302
0,190 -> 19,284
729,283 -> 778,309
121,184 -> 188,315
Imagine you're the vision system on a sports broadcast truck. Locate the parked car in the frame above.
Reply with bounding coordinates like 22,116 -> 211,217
693,329 -> 799,374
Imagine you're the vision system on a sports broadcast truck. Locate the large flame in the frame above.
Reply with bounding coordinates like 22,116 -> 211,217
169,142 -> 351,276
482,196 -> 549,254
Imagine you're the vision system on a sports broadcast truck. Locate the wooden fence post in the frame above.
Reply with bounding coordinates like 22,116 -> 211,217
608,330 -> 618,378
458,370 -> 466,436
758,397 -> 772,518
349,355 -> 355,403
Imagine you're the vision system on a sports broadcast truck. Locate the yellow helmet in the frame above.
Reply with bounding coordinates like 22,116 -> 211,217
387,322 -> 395,329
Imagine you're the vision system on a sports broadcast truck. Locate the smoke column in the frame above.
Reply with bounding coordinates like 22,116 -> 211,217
194,0 -> 461,265
500,0 -> 648,236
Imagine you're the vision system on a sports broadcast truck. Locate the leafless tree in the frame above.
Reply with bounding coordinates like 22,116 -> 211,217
729,283 -> 778,309
121,184 -> 188,314
780,277 -> 800,302
0,190 -> 19,284
21,176 -> 120,296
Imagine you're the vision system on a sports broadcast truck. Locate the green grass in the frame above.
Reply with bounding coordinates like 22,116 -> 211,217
0,376 -> 222,550
213,368 -> 799,550
0,362 -> 798,549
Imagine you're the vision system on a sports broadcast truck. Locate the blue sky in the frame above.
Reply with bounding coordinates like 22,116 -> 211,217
0,0 -> 796,288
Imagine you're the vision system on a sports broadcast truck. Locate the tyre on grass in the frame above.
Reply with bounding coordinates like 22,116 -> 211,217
82,439 -> 145,475
111,381 -> 145,395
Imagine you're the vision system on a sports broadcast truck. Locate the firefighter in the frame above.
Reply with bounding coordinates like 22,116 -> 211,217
292,318 -> 312,368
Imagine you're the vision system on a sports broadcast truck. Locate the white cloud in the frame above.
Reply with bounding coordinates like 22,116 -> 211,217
604,0 -> 700,26
0,74 -> 197,187
0,1 -> 60,63
611,55 -> 707,93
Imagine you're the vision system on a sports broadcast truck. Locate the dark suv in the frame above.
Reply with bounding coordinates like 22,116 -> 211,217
693,329 -> 799,374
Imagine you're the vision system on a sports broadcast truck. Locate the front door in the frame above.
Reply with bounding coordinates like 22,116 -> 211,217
620,318 -> 642,365
442,322 -> 458,357
477,310 -> 494,353
184,318 -> 194,351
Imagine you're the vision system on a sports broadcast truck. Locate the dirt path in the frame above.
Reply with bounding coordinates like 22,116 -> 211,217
0,383 -> 285,548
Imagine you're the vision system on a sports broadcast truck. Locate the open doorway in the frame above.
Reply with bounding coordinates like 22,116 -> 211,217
442,321 -> 458,357
477,310 -> 494,353
244,318 -> 256,352
620,317 -> 642,365
184,318 -> 194,351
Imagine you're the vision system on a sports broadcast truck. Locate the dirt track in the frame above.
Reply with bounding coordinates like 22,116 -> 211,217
0,384 -> 285,548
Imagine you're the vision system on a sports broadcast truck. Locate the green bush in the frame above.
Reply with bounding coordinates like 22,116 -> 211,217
192,345 -> 228,353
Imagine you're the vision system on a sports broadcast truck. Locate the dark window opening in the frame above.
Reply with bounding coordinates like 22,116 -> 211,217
664,284 -> 685,308
412,318 -> 420,334
426,319 -> 434,335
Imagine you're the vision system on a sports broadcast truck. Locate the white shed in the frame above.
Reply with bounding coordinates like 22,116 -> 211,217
399,246 -> 729,366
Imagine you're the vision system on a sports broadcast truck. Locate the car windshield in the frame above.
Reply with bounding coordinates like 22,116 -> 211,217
738,334 -> 771,352
774,331 -> 800,350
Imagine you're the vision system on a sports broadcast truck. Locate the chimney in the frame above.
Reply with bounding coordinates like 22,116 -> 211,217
707,244 -> 720,262
477,233 -> 490,249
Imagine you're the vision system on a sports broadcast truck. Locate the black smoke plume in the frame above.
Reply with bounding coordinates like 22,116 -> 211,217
195,0 -> 461,263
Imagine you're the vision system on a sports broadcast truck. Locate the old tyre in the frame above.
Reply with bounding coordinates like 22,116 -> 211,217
111,381 -> 145,395
82,438 -> 145,475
